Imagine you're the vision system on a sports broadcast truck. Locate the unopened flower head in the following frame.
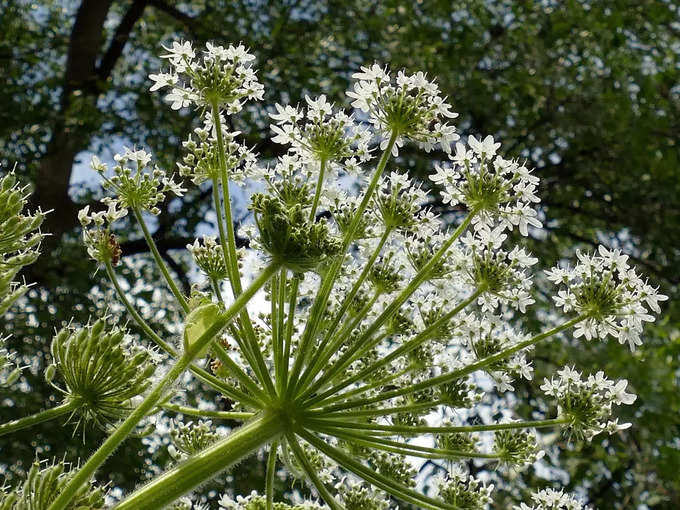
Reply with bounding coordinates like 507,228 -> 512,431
348,64 -> 459,155
435,466 -> 494,510
493,427 -> 544,467
178,114 -> 259,185
430,137 -> 541,236
188,236 -> 228,281
151,41 -> 263,112
541,366 -> 636,440
546,245 -> 668,350
169,419 -> 220,460
48,319 -> 155,431
372,171 -> 430,232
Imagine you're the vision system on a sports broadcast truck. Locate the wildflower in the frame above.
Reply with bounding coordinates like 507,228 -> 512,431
430,138 -> 541,235
514,488 -> 591,510
270,95 -> 372,171
48,319 -> 155,431
540,367 -> 637,440
435,466 -> 494,509
188,236 -> 229,281
348,64 -> 458,155
152,41 -> 263,112
546,246 -> 667,350
169,419 -> 220,460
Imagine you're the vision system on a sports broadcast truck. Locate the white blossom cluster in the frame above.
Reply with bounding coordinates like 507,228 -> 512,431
270,94 -> 372,174
187,236 -> 228,281
459,226 -> 538,312
430,136 -> 541,235
541,366 -> 636,440
348,64 -> 459,155
546,246 -> 668,350
219,491 -> 329,510
150,41 -> 263,112
513,488 -> 591,510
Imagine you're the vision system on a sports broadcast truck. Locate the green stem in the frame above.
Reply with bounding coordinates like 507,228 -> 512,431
281,276 -> 300,391
210,103 -> 277,398
313,315 -> 587,413
161,403 -> 254,421
286,131 -> 399,400
211,180 -> 233,280
298,212 -> 475,403
314,424 -> 500,460
306,288 -> 482,408
299,429 -> 460,510
310,400 -> 442,419
105,260 -> 257,407
309,157 -> 327,221
274,268 -> 287,394
297,228 -> 392,391
131,207 -> 188,313
114,413 -> 283,510
266,439 -> 280,510
304,416 -> 571,435
0,401 -> 78,438
49,263 -> 278,510
211,341 -> 269,403
288,434 -> 345,510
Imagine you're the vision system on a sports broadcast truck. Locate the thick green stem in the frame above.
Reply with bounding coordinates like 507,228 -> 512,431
105,260 -> 259,407
161,403 -> 254,421
210,103 -> 277,397
305,288 -> 483,408
286,131 -> 399,400
309,158 -> 327,221
0,401 -> 78,438
297,228 -> 392,390
114,413 -> 283,510
314,424 -> 500,460
132,207 -> 188,313
48,263 -> 278,510
281,276 -> 300,391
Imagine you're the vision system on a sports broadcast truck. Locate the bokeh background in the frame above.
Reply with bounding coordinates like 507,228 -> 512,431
1,1 -> 678,508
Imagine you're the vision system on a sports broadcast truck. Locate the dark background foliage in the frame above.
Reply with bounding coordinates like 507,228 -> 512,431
0,0 -> 678,508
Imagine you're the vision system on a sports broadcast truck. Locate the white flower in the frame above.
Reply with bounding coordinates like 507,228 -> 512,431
468,134 -> 501,158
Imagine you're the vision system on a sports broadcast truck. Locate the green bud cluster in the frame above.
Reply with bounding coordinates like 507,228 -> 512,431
493,428 -> 542,466
436,468 -> 493,509
336,483 -> 389,510
251,193 -> 342,273
0,461 -> 105,510
0,172 -> 44,315
48,319 -> 155,430
169,420 -> 220,460
369,451 -> 416,488
188,237 -> 229,281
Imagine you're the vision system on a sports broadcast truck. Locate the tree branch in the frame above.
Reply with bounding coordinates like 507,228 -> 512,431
97,0 -> 148,81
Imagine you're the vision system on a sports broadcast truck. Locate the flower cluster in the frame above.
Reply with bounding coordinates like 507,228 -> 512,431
178,114 -> 259,185
151,41 -> 263,112
348,64 -> 459,155
187,236 -> 229,281
541,366 -> 636,440
169,419 -> 220,460
91,148 -> 185,216
0,461 -> 105,509
514,488 -> 590,510
546,246 -> 668,350
435,467 -> 494,509
2,39 -> 668,510
430,136 -> 541,235
270,95 -> 372,173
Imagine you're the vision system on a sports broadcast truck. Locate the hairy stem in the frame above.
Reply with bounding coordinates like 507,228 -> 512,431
266,439 -> 279,510
161,403 -> 254,421
289,434 -> 345,510
115,412 -> 283,510
0,401 -> 78,438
